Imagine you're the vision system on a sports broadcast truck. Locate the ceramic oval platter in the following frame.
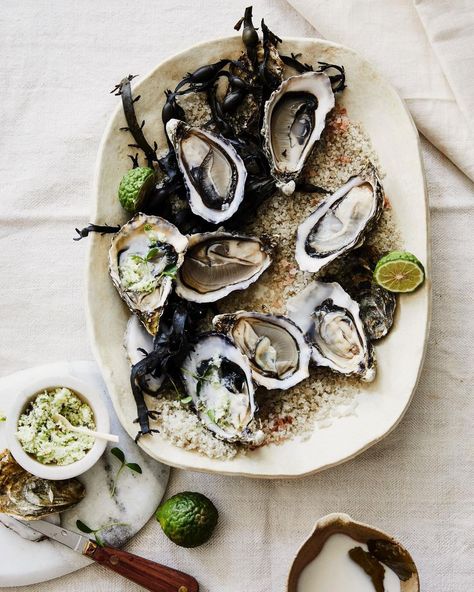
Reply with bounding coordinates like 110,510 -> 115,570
0,361 -> 169,587
87,36 -> 430,478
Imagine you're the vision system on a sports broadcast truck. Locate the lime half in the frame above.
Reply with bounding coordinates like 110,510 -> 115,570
374,251 -> 425,293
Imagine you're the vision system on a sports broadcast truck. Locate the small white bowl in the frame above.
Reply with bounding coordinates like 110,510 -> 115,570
6,374 -> 110,480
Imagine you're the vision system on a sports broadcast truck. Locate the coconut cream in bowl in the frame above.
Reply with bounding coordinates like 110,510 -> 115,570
6,375 -> 110,480
287,513 -> 419,592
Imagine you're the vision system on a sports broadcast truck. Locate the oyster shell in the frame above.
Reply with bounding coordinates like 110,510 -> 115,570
335,250 -> 397,340
262,72 -> 335,193
287,513 -> 419,592
124,315 -> 164,393
287,281 -> 376,381
213,311 -> 311,390
295,165 -> 384,273
0,450 -> 85,520
166,119 -> 247,223
180,333 -> 257,442
109,213 -> 187,335
175,230 -> 273,303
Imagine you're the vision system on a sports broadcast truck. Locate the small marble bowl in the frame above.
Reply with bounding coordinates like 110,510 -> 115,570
6,374 -> 109,480
287,513 -> 420,592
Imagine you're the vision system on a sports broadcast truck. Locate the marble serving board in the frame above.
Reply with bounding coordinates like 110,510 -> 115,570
0,360 -> 170,588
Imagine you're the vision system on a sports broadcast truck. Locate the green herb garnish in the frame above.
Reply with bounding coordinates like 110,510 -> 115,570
110,447 -> 142,497
76,519 -> 128,547
161,263 -> 178,278
127,252 -> 177,280
207,409 -> 216,423
146,247 -> 160,261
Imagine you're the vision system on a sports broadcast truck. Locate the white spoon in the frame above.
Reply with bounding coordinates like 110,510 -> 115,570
52,413 -> 119,443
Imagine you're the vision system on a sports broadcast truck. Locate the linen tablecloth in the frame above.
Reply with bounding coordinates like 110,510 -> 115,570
0,1 -> 472,590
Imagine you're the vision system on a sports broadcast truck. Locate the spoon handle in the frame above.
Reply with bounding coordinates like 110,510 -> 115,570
73,426 -> 120,443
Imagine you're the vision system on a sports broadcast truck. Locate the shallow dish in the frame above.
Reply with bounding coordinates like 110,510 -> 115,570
87,35 -> 430,478
6,374 -> 109,480
287,513 -> 420,591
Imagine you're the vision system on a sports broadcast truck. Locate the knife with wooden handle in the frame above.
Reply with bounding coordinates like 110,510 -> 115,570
14,518 -> 199,592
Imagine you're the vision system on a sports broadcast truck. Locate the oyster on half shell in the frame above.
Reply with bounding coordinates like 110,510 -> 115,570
262,71 -> 335,194
166,119 -> 247,224
213,311 -> 311,390
180,333 -> 258,442
175,230 -> 273,303
109,213 -> 187,335
295,165 -> 384,273
287,281 -> 376,382
0,450 -> 85,520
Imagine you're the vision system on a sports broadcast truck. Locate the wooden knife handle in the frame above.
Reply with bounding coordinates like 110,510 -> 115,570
84,541 -> 199,592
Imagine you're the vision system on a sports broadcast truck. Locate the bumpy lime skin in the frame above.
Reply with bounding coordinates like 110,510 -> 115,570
374,250 -> 424,274
118,167 -> 155,213
156,491 -> 218,548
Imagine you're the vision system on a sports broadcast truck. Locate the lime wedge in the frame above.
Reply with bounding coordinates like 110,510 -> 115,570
373,251 -> 425,293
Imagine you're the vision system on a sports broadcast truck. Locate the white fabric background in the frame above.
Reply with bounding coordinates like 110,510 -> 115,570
0,1 -> 472,590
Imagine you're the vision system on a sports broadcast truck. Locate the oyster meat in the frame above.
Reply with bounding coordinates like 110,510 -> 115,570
213,311 -> 311,390
0,450 -> 85,520
166,119 -> 247,224
262,71 -> 335,193
175,231 -> 273,303
287,281 -> 376,381
295,165 -> 384,273
124,315 -> 164,393
180,333 -> 256,442
109,213 -> 187,335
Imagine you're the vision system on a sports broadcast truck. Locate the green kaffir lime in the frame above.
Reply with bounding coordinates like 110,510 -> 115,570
156,491 -> 218,548
118,167 -> 155,213
373,251 -> 425,293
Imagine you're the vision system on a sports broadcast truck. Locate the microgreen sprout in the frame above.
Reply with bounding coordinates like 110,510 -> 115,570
109,447 -> 142,497
76,520 -> 128,547
167,375 -> 191,404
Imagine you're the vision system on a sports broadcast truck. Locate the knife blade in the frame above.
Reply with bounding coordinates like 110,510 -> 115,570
14,518 -> 199,592
17,518 -> 90,552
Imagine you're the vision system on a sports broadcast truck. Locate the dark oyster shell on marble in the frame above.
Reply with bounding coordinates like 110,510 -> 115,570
0,450 -> 85,520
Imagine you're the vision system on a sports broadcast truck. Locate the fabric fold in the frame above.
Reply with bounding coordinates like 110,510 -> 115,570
286,0 -> 474,181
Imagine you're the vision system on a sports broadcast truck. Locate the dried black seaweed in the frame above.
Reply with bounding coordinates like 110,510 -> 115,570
348,546 -> 385,592
111,75 -> 157,168
367,539 -> 416,581
280,54 -> 346,93
235,6 -> 259,69
132,297 -> 207,439
73,223 -> 121,241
